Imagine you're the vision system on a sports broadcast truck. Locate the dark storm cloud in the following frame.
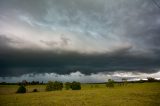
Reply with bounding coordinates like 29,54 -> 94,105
0,47 -> 160,77
0,0 -> 160,77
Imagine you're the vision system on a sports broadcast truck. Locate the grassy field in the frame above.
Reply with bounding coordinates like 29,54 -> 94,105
0,82 -> 160,106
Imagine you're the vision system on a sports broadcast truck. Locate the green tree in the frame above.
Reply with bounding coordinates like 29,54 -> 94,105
65,82 -> 71,90
106,79 -> 114,88
16,85 -> 26,93
46,81 -> 63,91
71,81 -> 81,90
147,77 -> 156,82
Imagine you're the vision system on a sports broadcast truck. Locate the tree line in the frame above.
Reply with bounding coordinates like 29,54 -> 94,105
16,81 -> 81,93
0,77 -> 159,85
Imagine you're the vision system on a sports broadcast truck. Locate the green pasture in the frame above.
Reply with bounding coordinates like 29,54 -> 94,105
0,82 -> 160,106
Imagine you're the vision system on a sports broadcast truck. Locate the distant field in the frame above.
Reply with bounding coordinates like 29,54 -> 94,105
0,82 -> 160,106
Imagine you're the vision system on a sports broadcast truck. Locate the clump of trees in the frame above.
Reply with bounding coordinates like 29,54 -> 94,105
147,77 -> 157,82
18,80 -> 44,85
106,79 -> 114,88
64,81 -> 81,90
30,81 -> 43,85
46,81 -> 63,91
46,81 -> 81,91
71,81 -> 81,90
16,85 -> 26,93
65,82 -> 71,90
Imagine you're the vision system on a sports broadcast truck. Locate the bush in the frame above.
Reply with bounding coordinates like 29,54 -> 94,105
16,85 -> 26,93
106,79 -> 114,88
46,81 -> 63,91
32,89 -> 38,92
65,82 -> 71,90
71,81 -> 81,90
147,77 -> 156,82
46,81 -> 54,91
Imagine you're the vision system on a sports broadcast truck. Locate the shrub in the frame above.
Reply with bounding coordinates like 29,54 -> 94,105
65,82 -> 71,90
16,85 -> 26,93
147,77 -> 156,82
71,81 -> 81,90
46,81 -> 63,91
106,79 -> 114,88
46,81 -> 54,91
32,89 -> 38,92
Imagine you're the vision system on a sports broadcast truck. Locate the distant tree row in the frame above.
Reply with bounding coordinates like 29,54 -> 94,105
105,77 -> 159,88
18,80 -> 44,85
1,77 -> 159,86
16,81 -> 81,93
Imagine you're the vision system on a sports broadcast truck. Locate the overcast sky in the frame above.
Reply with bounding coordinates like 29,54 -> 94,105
0,0 -> 160,82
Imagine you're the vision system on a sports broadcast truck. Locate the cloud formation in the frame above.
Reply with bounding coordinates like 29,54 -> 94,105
0,0 -> 160,81
1,71 -> 160,83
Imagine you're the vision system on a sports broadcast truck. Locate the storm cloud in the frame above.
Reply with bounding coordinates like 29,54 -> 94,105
0,0 -> 160,81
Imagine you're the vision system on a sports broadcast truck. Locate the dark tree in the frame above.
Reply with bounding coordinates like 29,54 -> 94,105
147,77 -> 156,82
46,81 -> 63,91
16,85 -> 26,93
65,82 -> 71,90
71,81 -> 81,90
106,79 -> 114,88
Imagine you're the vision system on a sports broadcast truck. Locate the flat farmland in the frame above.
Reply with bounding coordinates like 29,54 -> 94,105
0,83 -> 160,106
